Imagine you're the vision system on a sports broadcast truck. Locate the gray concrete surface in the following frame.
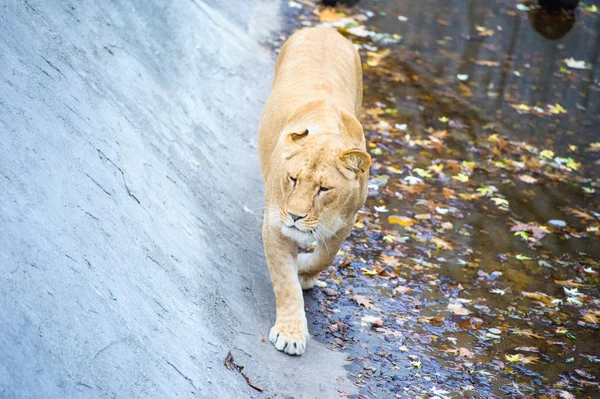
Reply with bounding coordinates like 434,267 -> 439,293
0,1 -> 355,397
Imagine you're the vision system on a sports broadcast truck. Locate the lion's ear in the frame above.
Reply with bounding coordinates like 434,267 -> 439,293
341,111 -> 365,144
339,149 -> 371,177
288,129 -> 309,143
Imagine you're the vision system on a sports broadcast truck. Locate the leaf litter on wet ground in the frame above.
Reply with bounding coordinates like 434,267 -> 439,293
272,0 -> 600,397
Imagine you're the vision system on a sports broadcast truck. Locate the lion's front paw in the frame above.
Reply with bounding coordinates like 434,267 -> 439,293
298,272 -> 327,290
269,319 -> 308,356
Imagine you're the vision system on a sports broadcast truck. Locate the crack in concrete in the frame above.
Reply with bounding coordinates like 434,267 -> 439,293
96,149 -> 140,204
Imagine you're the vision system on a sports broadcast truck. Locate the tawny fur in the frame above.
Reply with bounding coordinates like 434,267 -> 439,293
258,27 -> 370,356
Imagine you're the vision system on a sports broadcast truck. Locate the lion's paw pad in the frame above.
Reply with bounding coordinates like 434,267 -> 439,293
269,324 -> 308,356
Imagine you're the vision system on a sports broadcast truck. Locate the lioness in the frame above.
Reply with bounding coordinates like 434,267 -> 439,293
258,27 -> 370,355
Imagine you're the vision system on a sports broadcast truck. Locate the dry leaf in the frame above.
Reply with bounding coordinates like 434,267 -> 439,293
380,253 -> 400,267
475,60 -> 500,67
522,291 -> 555,305
388,215 -> 415,226
319,8 -> 342,22
458,347 -> 475,358
568,208 -> 595,221
361,315 -> 384,327
431,236 -> 454,250
448,303 -> 470,315
554,279 -> 586,288
353,295 -> 375,310
375,328 -> 403,338
582,312 -> 599,325
518,175 -> 538,184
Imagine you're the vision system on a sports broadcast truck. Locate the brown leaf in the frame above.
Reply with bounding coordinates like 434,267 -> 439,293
457,347 -> 475,358
431,236 -> 454,250
353,295 -> 375,310
568,208 -> 595,221
582,312 -> 599,325
448,303 -> 470,315
522,291 -> 555,305
379,253 -> 400,267
475,60 -> 500,67
518,175 -> 538,184
554,279 -> 586,288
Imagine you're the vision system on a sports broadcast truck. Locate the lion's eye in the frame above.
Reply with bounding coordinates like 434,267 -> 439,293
289,176 -> 297,184
318,187 -> 331,194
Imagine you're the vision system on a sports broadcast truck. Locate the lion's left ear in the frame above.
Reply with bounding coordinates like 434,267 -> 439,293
339,149 -> 371,176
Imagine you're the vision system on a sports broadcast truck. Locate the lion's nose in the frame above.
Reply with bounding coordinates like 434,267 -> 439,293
288,211 -> 307,222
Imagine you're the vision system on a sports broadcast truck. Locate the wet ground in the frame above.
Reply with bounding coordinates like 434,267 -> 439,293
270,1 -> 600,398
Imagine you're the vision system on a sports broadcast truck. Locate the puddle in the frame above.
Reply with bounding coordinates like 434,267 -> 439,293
274,1 -> 599,397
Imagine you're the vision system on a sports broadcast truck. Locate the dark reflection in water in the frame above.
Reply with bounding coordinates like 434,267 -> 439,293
364,0 -> 600,257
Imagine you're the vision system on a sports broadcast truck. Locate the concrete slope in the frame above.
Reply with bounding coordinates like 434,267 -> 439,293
0,1 -> 353,397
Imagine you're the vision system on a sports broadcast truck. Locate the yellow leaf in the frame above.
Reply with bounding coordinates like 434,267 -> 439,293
549,103 -> 567,114
388,215 -> 414,227
522,291 -> 555,306
554,279 -> 586,288
319,8 -> 342,22
431,236 -> 453,250
452,173 -> 469,182
583,313 -> 598,325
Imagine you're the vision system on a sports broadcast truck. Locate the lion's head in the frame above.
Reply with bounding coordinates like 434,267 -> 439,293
268,127 -> 370,247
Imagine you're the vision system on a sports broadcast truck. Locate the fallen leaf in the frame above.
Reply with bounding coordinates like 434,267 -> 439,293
564,58 -> 592,70
475,60 -> 500,67
431,236 -> 453,250
452,173 -> 469,182
380,253 -> 400,267
447,303 -> 470,315
568,208 -> 595,221
361,315 -> 384,327
346,25 -> 373,38
388,215 -> 415,227
548,103 -> 567,114
476,26 -> 494,36
319,8 -> 342,22
505,353 -> 539,364
353,295 -> 375,310
510,328 -> 544,339
518,175 -> 538,184
515,346 -> 539,352
582,312 -> 599,325
522,291 -> 555,305
511,223 -> 548,239
554,279 -> 586,288
559,390 -> 576,399
375,328 -> 403,338
457,347 -> 475,358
